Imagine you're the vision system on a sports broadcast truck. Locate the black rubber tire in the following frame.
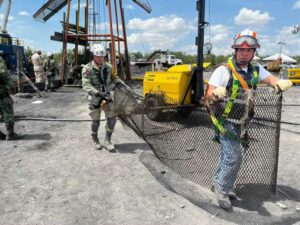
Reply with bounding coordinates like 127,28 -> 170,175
145,95 -> 164,121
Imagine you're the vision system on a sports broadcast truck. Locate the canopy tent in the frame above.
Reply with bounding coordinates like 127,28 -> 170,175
253,55 -> 260,61
262,53 -> 297,64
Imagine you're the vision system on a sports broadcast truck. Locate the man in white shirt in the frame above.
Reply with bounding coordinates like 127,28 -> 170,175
205,29 -> 292,210
31,50 -> 45,83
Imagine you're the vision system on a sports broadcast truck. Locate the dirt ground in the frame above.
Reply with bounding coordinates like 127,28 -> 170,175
0,84 -> 299,225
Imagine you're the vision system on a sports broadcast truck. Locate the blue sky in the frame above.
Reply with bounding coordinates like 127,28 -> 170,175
1,0 -> 300,57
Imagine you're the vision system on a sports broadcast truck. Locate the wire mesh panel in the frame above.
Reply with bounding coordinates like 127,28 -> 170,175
114,85 -> 282,199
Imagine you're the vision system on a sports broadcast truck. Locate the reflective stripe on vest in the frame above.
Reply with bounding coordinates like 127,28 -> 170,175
223,59 -> 258,118
211,59 -> 259,140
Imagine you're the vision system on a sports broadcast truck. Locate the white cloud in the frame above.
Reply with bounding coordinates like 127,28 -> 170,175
205,24 -> 233,55
274,26 -> 300,55
126,4 -> 134,10
128,15 -> 193,33
248,26 -> 300,57
72,3 -> 89,9
127,15 -> 195,51
178,44 -> 197,55
0,13 -> 14,21
18,11 -> 30,16
293,0 -> 300,9
234,8 -> 274,27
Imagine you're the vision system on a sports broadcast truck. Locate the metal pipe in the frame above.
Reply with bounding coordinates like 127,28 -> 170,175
119,0 -> 131,80
85,0 -> 88,35
75,10 -> 79,65
114,0 -> 121,54
107,0 -> 116,76
62,0 -> 71,84
194,0 -> 205,102
1,0 -> 11,33
67,33 -> 117,37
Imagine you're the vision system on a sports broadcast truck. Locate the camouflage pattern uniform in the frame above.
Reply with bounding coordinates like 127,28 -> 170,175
82,60 -> 117,151
0,56 -> 19,140
43,57 -> 57,91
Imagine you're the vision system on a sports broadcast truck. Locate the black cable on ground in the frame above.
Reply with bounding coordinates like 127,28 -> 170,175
12,116 -> 300,126
14,117 -> 108,122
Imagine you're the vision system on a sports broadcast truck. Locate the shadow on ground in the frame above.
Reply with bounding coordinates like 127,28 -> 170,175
22,133 -> 52,141
115,143 -> 151,154
140,151 -> 300,225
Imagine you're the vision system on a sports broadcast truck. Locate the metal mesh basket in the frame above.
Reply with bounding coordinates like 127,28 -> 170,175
114,84 -> 282,199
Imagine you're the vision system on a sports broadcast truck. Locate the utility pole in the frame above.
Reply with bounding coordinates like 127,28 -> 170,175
277,41 -> 286,57
180,0 -> 206,105
194,0 -> 206,102
292,24 -> 300,62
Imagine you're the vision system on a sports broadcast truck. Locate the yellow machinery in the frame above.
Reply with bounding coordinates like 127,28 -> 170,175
267,62 -> 281,72
287,67 -> 300,84
142,0 -> 209,120
143,63 -> 210,120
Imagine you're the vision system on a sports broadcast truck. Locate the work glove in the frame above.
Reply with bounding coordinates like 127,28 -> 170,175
274,80 -> 293,94
212,87 -> 226,102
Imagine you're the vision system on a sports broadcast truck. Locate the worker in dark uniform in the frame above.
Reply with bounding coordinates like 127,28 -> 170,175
0,55 -> 22,141
43,52 -> 57,92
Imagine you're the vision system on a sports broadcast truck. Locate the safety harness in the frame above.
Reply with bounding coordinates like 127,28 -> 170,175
210,59 -> 259,143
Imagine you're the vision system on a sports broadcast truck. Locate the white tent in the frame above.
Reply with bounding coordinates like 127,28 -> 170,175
253,55 -> 260,61
262,53 -> 297,64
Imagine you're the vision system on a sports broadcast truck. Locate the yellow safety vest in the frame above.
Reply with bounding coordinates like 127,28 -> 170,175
211,59 -> 259,140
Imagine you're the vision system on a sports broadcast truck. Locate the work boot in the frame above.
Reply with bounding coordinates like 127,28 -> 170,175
0,131 -> 6,140
91,133 -> 102,150
228,191 -> 238,200
6,126 -> 22,141
103,133 -> 115,152
216,191 -> 232,210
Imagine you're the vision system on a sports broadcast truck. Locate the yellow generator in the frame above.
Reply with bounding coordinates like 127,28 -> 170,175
287,67 -> 300,84
143,63 -> 210,120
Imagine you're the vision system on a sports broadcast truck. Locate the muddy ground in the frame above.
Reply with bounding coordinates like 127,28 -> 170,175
0,83 -> 300,225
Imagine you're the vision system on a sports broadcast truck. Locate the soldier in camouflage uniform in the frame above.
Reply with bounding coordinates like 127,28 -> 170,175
82,44 -> 117,151
43,52 -> 57,92
0,55 -> 21,141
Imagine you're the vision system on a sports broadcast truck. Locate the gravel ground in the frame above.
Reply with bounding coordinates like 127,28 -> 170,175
0,84 -> 299,225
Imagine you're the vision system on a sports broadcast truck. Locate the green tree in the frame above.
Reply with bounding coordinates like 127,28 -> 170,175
170,51 -> 197,64
53,49 -> 74,64
129,52 -> 144,61
205,54 -> 216,65
215,55 -> 229,64
293,55 -> 300,64
25,46 -> 34,58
